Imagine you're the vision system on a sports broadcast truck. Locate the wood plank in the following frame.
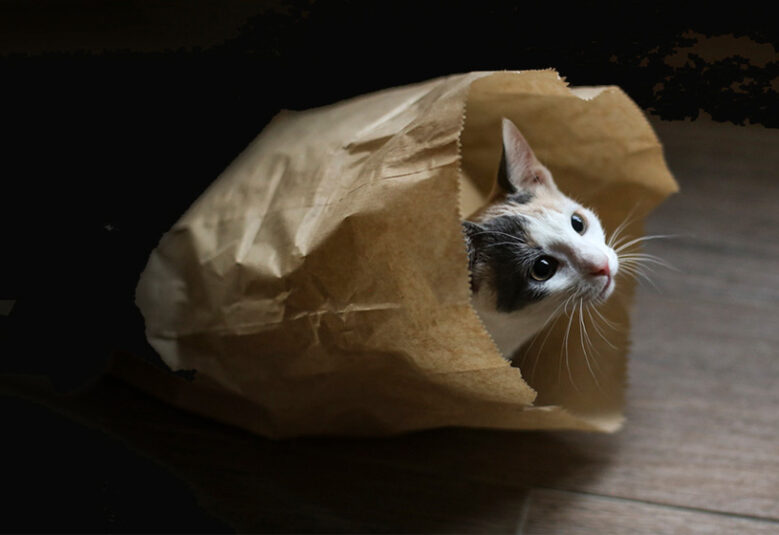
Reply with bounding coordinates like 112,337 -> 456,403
643,116 -> 779,308
519,489 -> 779,535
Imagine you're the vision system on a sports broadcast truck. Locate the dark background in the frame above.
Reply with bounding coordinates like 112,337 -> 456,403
1,1 -> 776,531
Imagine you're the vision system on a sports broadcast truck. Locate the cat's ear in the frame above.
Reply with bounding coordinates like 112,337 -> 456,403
497,118 -> 555,193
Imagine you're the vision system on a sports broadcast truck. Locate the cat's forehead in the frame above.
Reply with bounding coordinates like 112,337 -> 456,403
487,188 -> 581,220
482,192 -> 606,248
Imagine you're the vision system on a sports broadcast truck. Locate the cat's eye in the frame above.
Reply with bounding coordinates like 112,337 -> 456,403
531,256 -> 558,281
571,213 -> 586,234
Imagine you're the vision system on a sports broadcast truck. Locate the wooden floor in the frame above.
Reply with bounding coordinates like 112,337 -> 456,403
3,116 -> 779,533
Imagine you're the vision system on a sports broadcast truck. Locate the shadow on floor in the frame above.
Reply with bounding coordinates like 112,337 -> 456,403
1,368 -> 612,533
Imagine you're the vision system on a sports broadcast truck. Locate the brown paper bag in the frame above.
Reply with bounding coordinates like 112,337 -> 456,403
134,70 -> 677,438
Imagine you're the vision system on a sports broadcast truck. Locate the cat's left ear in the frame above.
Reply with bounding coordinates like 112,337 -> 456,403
497,118 -> 557,194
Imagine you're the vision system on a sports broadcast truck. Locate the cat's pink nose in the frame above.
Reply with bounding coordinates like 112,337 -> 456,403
591,263 -> 610,278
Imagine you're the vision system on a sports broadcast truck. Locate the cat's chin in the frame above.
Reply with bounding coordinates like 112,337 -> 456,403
592,277 -> 615,304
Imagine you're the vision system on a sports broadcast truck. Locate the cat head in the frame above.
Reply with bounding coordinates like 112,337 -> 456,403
463,118 -> 619,314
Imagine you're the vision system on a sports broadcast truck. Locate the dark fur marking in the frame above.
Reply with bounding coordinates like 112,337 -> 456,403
462,220 -> 480,289
463,215 -> 549,312
507,191 -> 534,204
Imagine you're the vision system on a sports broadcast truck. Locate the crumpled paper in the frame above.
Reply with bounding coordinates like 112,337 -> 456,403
134,70 -> 677,438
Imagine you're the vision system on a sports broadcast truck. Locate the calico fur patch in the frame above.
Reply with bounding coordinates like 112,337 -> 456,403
463,215 -> 548,312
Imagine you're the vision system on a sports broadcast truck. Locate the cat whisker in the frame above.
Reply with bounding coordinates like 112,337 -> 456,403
518,297 -> 566,362
583,305 -> 612,373
527,315 -> 559,384
585,305 -> 618,350
525,296 -> 572,384
616,267 -> 641,284
560,297 -> 581,393
615,234 -> 676,253
523,297 -> 571,354
618,252 -> 678,272
607,205 -> 643,249
619,260 -> 659,275
620,263 -> 668,283
482,241 -> 527,250
618,260 -> 650,275
467,229 -> 527,244
588,302 -> 620,330
611,228 -> 678,252
578,299 -> 602,391
619,252 -> 668,262
582,319 -> 607,379
618,263 -> 659,290
551,297 -> 576,385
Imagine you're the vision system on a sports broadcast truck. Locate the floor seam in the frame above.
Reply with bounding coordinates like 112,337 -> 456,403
534,486 -> 779,525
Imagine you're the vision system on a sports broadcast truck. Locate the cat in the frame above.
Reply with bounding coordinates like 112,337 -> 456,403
463,118 -> 620,360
